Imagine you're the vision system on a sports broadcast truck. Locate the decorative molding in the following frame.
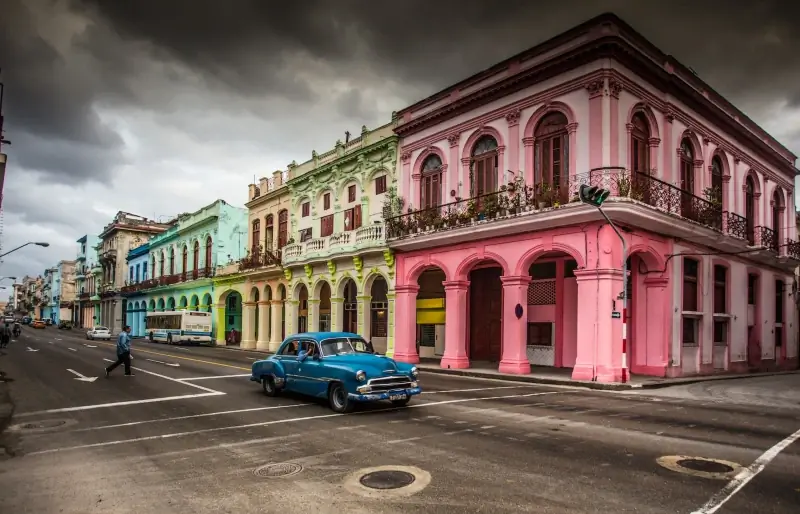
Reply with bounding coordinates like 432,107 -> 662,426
566,123 -> 578,135
585,79 -> 604,98
447,133 -> 460,147
505,109 -> 522,127
400,151 -> 412,163
608,79 -> 623,98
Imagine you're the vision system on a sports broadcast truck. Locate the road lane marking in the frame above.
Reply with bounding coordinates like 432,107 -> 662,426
67,369 -> 97,382
146,358 -> 180,367
15,392 -> 223,417
84,344 -> 97,348
422,385 -> 540,394
177,374 -> 251,381
26,346 -> 39,352
691,426 -> 800,513
101,359 -> 222,394
27,391 -> 561,454
67,348 -> 77,352
92,341 -> 250,371
73,403 -> 313,432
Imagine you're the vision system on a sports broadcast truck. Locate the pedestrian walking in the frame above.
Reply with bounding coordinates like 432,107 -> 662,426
105,325 -> 134,377
0,323 -> 10,348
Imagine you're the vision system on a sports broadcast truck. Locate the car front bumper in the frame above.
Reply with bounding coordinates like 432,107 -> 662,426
348,387 -> 422,402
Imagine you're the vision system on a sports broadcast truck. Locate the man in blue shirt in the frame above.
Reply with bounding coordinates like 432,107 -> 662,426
105,325 -> 134,377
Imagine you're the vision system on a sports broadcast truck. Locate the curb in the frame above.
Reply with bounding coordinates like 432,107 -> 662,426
417,366 -> 800,391
212,345 -> 273,355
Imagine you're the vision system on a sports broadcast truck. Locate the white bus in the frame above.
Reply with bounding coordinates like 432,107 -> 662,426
145,310 -> 213,345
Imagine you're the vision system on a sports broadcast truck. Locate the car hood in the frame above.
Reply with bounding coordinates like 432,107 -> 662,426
325,354 -> 405,375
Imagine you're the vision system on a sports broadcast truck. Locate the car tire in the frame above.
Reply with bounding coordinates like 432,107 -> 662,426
391,398 -> 411,407
262,376 -> 279,397
328,382 -> 354,413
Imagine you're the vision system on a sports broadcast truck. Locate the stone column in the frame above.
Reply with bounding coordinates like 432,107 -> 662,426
385,291 -> 396,357
499,276 -> 532,374
440,280 -> 470,369
357,295 -> 371,340
257,300 -> 270,350
393,285 -> 419,363
269,300 -> 283,351
285,300 -> 299,337
214,302 -> 227,345
505,111 -> 520,184
307,299 -> 320,333
330,296 -> 344,332
241,301 -> 257,349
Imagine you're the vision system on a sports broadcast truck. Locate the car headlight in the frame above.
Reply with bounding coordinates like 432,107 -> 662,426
410,366 -> 418,378
355,370 -> 366,382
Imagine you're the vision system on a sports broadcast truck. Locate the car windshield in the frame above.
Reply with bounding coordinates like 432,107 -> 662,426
319,337 -> 369,356
95,327 -> 108,332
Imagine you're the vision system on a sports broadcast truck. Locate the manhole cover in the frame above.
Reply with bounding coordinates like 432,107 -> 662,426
677,458 -> 734,474
359,470 -> 416,490
253,462 -> 303,478
21,420 -> 66,430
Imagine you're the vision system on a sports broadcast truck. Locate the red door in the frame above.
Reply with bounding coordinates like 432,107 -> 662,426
469,267 -> 502,361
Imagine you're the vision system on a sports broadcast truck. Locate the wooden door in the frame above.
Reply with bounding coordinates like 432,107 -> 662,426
469,267 -> 503,361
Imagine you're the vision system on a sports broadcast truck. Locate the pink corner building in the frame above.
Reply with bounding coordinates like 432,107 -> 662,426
385,13 -> 799,383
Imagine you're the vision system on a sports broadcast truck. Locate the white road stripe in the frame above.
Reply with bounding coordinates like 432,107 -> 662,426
177,374 -> 251,381
14,392 -> 223,417
691,426 -> 800,514
422,385 -> 539,394
73,403 -> 313,432
67,348 -> 77,352
27,391 -> 561,455
101,358 -> 221,394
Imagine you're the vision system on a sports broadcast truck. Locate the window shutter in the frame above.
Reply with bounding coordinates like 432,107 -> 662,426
354,204 -> 362,229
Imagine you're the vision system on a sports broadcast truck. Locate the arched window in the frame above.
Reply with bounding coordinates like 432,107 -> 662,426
745,176 -> 756,245
420,154 -> 443,210
471,135 -> 498,198
679,139 -> 695,218
252,219 -> 261,257
265,214 -> 274,252
181,245 -> 188,278
277,210 -> 288,249
205,237 -> 213,271
772,189 -> 783,251
169,247 -> 175,275
630,112 -> 650,173
711,156 -> 724,205
159,251 -> 165,277
193,240 -> 200,271
535,112 -> 569,203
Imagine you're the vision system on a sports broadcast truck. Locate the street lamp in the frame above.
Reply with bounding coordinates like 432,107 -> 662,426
0,241 -> 49,259
578,183 -> 628,383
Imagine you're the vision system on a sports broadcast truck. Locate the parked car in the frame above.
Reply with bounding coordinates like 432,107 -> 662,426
250,332 -> 421,413
31,320 -> 46,329
58,320 -> 73,330
22,317 -> 32,325
86,326 -> 111,340
45,319 -> 53,326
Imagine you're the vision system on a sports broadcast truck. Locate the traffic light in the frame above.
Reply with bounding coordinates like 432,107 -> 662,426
579,184 -> 610,207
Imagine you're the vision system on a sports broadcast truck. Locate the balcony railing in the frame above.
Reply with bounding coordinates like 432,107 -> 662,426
239,250 -> 282,271
282,222 -> 386,265
754,226 -> 778,253
387,169 -> 746,243
119,268 -> 215,294
79,292 -> 91,300
100,249 -> 117,261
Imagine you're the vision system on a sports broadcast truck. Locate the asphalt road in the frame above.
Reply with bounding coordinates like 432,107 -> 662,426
0,327 -> 798,514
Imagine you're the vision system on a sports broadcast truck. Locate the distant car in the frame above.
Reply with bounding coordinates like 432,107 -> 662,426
31,320 -> 46,329
22,317 -> 32,325
58,320 -> 73,330
250,332 -> 421,413
45,319 -> 53,326
86,326 -> 111,340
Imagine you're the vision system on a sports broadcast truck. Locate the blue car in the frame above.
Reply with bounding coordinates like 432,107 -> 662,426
250,332 -> 421,413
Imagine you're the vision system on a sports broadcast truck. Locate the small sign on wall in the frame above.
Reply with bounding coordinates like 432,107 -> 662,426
611,311 -> 621,319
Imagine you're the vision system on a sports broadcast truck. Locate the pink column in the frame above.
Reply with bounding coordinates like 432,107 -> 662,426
732,156 -> 740,214
662,112 -> 674,183
609,79 -> 622,167
440,280 -> 470,369
461,157 -> 471,198
523,137 -> 535,186
448,133 -> 461,198
567,123 -> 578,177
586,80 -> 604,169
648,138 -> 660,175
392,284 -> 419,364
496,146 -> 506,187
506,110 -> 521,182
400,151 -> 412,206
499,276 -> 531,374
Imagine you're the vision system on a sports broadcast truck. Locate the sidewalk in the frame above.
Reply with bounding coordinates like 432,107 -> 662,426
209,344 -> 800,391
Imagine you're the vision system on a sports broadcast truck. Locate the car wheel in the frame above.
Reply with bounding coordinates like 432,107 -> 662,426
262,376 -> 279,397
391,397 -> 411,407
328,382 -> 354,413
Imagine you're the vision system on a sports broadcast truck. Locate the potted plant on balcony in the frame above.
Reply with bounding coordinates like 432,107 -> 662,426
498,186 -> 510,217
483,194 -> 499,219
537,183 -> 554,209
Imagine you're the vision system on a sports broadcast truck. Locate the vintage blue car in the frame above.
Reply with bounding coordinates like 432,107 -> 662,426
250,332 -> 421,413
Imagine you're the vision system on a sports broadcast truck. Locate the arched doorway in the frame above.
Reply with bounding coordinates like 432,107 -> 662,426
745,176 -> 756,244
190,294 -> 200,311
416,268 -> 445,358
202,293 -> 213,313
535,112 -> 569,204
157,298 -> 165,312
179,296 -> 188,310
626,251 -> 668,376
467,260 -> 503,362
679,138 -> 696,218
526,252 -> 579,368
296,284 -> 309,333
251,287 -> 260,340
370,276 -> 389,353
166,297 -> 176,311
318,282 -> 331,331
225,291 -> 242,343
342,278 -> 358,333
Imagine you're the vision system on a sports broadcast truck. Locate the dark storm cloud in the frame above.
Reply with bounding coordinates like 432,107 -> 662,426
73,0 -> 800,110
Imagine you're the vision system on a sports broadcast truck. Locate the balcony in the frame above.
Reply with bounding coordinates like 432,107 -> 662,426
239,250 -> 282,272
282,222 -> 387,265
79,292 -> 91,300
387,168 -> 800,267
91,265 -> 102,275
100,249 -> 117,261
119,268 -> 215,295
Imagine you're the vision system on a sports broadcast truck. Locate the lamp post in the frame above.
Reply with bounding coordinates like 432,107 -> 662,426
578,184 -> 628,383
0,241 -> 49,259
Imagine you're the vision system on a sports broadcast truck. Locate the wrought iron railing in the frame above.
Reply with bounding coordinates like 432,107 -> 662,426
239,250 -> 282,271
754,226 -> 778,253
786,239 -> 800,260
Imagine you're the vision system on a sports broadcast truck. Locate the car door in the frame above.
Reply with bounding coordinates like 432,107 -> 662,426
296,340 -> 326,398
274,340 -> 300,391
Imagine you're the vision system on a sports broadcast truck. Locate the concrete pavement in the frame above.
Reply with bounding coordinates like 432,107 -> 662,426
0,326 -> 798,513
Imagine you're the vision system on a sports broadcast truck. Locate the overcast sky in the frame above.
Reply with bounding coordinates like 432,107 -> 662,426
1,0 -> 799,295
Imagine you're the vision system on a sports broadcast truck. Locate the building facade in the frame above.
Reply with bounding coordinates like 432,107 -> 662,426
41,267 -> 56,321
387,13 -> 799,382
75,235 -> 100,327
97,212 -> 169,333
122,242 -> 150,337
124,200 -> 247,339
53,260 -> 76,324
